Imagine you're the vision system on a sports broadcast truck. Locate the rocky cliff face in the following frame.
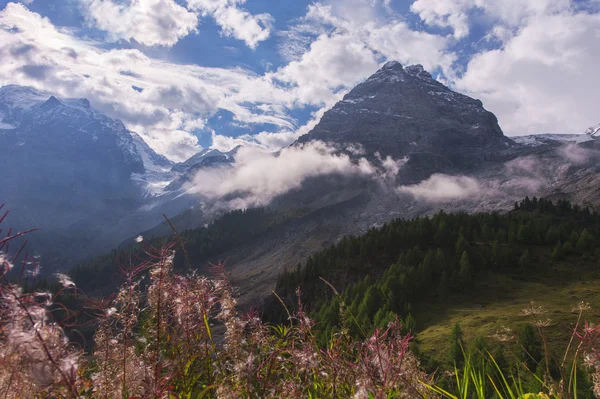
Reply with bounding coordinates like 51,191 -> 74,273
297,61 -> 514,181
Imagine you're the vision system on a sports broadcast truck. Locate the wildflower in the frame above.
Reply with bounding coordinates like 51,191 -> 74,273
490,326 -> 515,342
572,301 -> 591,313
520,301 -> 547,317
0,253 -> 14,273
54,273 -> 75,288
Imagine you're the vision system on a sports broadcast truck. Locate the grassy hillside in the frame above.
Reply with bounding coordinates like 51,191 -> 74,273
264,197 -> 600,367
414,259 -> 600,363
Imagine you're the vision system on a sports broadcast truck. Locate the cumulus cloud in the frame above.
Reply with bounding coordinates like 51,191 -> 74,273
80,0 -> 199,47
410,0 -> 571,39
210,106 -> 328,152
273,2 -> 455,108
0,2 -> 293,161
410,0 -> 471,39
452,6 -> 600,135
79,0 -> 275,49
187,141 -> 402,209
3,0 -> 599,163
186,0 -> 274,49
397,174 -> 482,202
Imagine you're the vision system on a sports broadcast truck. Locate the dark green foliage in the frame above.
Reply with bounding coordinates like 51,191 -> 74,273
458,250 -> 472,290
449,322 -> 465,365
265,197 -> 599,344
519,249 -> 531,270
70,208 -> 294,294
517,324 -> 543,371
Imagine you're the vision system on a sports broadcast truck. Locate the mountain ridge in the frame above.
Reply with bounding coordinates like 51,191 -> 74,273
3,64 -> 600,276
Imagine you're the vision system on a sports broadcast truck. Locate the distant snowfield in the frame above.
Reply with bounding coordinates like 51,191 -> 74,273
512,134 -> 594,146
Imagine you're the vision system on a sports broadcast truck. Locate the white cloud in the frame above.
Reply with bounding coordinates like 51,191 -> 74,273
397,174 -> 482,201
210,106 -> 327,152
0,2 -> 295,161
454,10 -> 600,135
187,140 -> 395,210
186,0 -> 273,49
80,0 -> 199,47
410,0 -> 571,39
274,33 -> 379,107
273,2 -> 455,109
559,143 -> 592,165
410,0 -> 471,39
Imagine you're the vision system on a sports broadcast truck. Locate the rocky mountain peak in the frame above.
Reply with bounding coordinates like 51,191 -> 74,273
381,60 -> 403,71
80,98 -> 91,109
297,61 -> 512,180
404,64 -> 432,80
40,95 -> 63,109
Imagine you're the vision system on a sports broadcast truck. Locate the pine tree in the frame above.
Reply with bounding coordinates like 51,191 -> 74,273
455,234 -> 470,257
458,251 -> 472,290
576,228 -> 593,252
519,249 -> 531,270
404,313 -> 417,333
517,324 -> 542,371
551,242 -> 564,261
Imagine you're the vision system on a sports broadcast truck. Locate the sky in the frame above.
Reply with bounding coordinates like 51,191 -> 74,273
0,0 -> 599,162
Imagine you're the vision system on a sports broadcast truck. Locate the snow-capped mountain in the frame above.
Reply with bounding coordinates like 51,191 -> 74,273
0,85 -> 151,169
172,147 -> 234,172
166,146 -> 239,191
3,69 -> 600,277
0,85 -> 205,268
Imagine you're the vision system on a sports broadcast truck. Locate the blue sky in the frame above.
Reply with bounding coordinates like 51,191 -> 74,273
0,0 -> 599,161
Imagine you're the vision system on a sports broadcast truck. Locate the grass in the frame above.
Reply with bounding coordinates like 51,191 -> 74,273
414,255 -> 600,365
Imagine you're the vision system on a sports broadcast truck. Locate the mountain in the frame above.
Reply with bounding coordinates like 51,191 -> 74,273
297,61 -> 514,181
0,85 -> 191,268
513,133 -> 594,146
3,63 -> 600,283
166,146 -> 239,191
144,64 -> 600,307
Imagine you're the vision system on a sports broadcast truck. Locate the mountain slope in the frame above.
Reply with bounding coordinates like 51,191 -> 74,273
0,85 -> 176,268
297,61 -> 514,181
160,64 -> 600,308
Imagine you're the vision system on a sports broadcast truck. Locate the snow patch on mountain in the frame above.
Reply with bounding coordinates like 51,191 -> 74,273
129,132 -> 176,197
513,134 -> 593,146
585,123 -> 600,138
0,85 -> 188,197
0,85 -> 50,111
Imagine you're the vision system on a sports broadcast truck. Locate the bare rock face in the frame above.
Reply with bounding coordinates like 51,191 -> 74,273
297,62 -> 514,181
